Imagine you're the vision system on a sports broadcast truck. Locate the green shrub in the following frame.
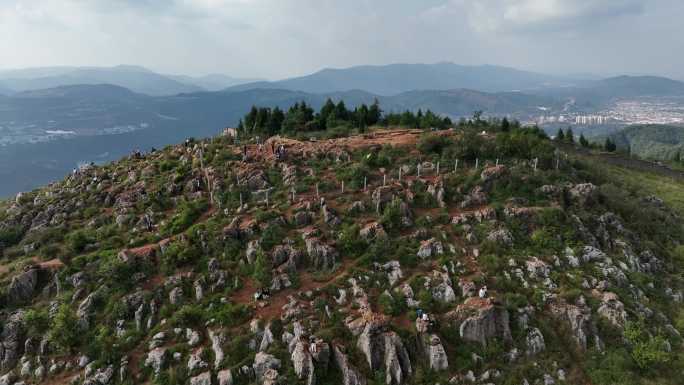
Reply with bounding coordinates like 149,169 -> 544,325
0,226 -> 24,247
418,134 -> 454,155
50,304 -> 81,352
624,320 -> 671,370
162,199 -> 208,236
66,230 -> 93,253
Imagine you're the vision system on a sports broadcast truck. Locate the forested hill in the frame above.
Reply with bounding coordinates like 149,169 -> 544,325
610,124 -> 684,160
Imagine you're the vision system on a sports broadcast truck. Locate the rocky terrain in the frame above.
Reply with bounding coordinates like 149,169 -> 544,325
0,123 -> 682,385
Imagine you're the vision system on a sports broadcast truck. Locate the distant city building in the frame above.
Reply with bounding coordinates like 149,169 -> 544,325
223,127 -> 238,137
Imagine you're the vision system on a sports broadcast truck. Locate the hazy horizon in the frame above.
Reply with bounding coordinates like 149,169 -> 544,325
1,1 -> 683,81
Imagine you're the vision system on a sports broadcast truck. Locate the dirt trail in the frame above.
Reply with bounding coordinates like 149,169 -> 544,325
239,128 -> 449,163
231,257 -> 359,321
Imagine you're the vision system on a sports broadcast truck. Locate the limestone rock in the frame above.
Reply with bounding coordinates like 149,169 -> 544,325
449,298 -> 512,347
333,346 -> 367,385
8,268 -> 39,304
145,348 -> 167,375
190,371 -> 212,385
597,292 -> 627,329
525,328 -> 546,356
253,352 -> 281,383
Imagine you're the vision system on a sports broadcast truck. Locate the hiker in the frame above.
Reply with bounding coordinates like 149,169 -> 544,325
479,286 -> 488,299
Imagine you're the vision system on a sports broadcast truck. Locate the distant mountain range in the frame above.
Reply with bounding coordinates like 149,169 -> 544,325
0,65 -> 258,96
225,62 -> 581,95
167,73 -> 264,91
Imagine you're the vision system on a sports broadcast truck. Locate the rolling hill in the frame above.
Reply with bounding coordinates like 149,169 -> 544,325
610,124 -> 684,160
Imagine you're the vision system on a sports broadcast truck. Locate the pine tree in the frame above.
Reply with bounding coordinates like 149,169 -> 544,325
556,128 -> 565,141
579,133 -> 589,147
501,117 -> 510,132
565,128 -> 574,143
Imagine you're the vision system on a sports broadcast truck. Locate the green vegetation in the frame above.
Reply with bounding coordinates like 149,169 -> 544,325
238,99 -> 452,137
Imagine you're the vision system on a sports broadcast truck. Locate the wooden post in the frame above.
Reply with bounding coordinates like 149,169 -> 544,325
341,181 -> 345,194
383,174 -> 386,187
475,158 -> 479,169
239,193 -> 243,208
455,159 -> 459,172
496,158 -> 499,167
291,189 -> 295,202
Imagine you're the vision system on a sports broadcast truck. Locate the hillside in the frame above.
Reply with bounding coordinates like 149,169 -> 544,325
0,122 -> 683,385
609,124 -> 684,160
225,63 -> 574,95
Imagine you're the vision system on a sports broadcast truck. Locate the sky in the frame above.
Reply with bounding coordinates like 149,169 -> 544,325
0,0 -> 682,80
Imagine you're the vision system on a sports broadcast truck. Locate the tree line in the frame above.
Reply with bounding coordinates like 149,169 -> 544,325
237,99 -> 453,136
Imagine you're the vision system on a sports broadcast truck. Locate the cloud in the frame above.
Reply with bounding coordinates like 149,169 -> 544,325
0,0 -> 682,80
430,0 -> 645,34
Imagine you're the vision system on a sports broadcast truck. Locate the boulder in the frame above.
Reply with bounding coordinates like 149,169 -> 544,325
417,238 -> 444,259
145,348 -> 167,375
432,281 -> 457,304
481,165 -> 507,183
448,298 -> 512,347
597,292 -> 627,329
460,186 -> 487,208
7,268 -> 39,304
569,183 -> 598,206
525,328 -> 546,356
304,236 -> 338,270
253,352 -> 281,383
190,371 -> 212,385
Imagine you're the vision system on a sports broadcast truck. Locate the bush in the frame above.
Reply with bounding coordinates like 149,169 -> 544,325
624,320 -> 670,370
162,199 -> 208,236
50,304 -> 81,352
0,226 -> 24,247
418,134 -> 454,155
66,230 -> 92,253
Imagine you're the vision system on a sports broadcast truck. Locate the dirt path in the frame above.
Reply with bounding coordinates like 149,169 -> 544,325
231,257 -> 360,321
